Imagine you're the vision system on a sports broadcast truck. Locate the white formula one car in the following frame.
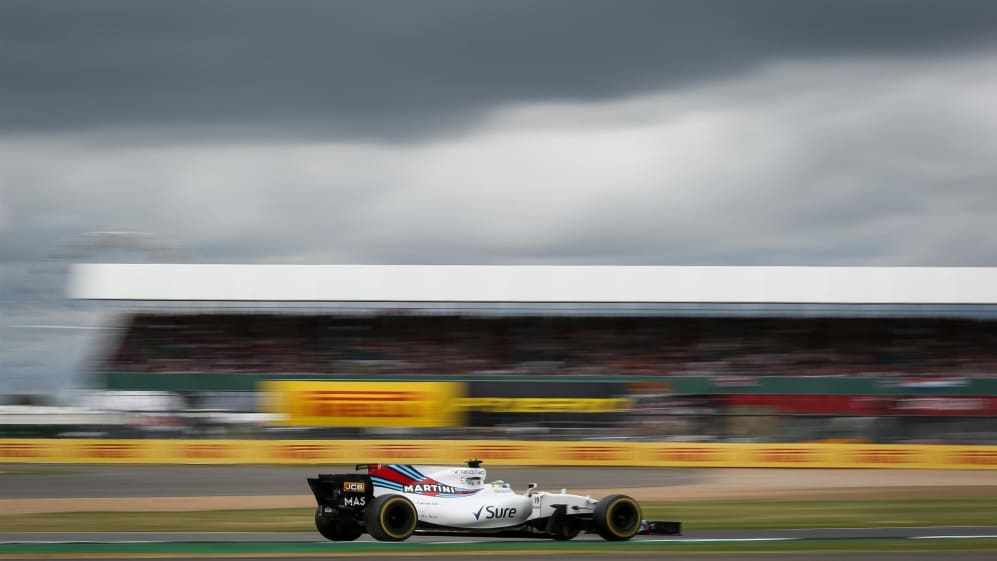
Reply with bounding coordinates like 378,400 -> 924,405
307,460 -> 680,542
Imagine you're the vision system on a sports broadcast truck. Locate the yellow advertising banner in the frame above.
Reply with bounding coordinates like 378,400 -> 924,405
937,446 -> 997,469
0,439 -> 995,468
256,440 -> 353,464
156,440 -> 258,464
0,439 -> 66,462
457,441 -> 546,465
639,443 -> 739,467
736,444 -> 842,468
260,380 -> 466,427
825,444 -> 942,469
63,439 -> 155,463
542,441 -> 642,466
453,397 -> 632,413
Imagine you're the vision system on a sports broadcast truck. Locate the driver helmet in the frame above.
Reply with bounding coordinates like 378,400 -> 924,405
491,479 -> 510,490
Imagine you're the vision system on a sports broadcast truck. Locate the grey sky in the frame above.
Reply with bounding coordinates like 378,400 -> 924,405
2,1 -> 997,140
2,1 -> 997,394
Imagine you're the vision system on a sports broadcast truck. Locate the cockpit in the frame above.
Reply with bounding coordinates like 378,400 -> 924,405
491,480 -> 511,490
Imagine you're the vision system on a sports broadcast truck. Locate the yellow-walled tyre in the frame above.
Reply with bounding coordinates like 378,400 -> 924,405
364,495 -> 417,542
593,494 -> 642,541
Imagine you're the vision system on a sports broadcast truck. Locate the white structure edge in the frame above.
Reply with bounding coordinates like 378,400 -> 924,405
67,264 -> 997,304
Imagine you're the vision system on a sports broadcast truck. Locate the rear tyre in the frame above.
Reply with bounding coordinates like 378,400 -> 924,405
593,494 -> 642,541
315,509 -> 363,541
364,494 -> 418,542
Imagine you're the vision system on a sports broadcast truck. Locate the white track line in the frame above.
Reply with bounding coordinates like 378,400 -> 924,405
641,538 -> 794,543
913,535 -> 997,539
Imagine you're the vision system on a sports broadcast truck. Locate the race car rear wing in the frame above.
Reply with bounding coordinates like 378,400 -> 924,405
308,473 -> 374,512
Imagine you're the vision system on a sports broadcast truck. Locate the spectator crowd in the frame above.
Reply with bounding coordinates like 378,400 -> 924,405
95,312 -> 997,379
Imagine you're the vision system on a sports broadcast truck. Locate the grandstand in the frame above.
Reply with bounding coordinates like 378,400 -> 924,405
100,313 -> 997,378
69,265 -> 997,444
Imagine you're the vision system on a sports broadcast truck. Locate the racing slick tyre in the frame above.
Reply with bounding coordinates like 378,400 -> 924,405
592,494 -> 642,541
364,494 -> 418,542
314,509 -> 363,541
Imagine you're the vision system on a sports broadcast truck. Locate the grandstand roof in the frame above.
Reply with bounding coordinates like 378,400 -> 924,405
68,264 -> 997,305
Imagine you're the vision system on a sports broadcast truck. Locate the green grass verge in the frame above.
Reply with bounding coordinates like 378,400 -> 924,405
642,498 -> 997,530
0,469 -> 83,476
3,498 -> 997,532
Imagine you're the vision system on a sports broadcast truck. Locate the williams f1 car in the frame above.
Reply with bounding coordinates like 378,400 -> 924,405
307,460 -> 680,541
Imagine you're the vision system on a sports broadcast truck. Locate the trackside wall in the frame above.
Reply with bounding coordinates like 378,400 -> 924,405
1,439 -> 995,469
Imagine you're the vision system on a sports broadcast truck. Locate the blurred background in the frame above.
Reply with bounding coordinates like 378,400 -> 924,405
4,264 -> 996,449
3,0 -> 997,458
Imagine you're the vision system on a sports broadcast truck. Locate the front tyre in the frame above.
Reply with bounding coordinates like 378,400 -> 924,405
364,494 -> 417,542
314,509 -> 363,541
593,494 -> 642,541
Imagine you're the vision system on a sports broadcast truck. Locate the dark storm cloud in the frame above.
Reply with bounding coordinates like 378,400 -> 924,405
2,0 -> 997,140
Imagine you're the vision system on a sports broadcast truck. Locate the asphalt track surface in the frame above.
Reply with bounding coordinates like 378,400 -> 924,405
4,551 -> 994,561
0,464 -> 701,498
3,464 -> 996,560
3,529 -> 997,561
2,536 -> 994,560
3,526 -> 997,542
